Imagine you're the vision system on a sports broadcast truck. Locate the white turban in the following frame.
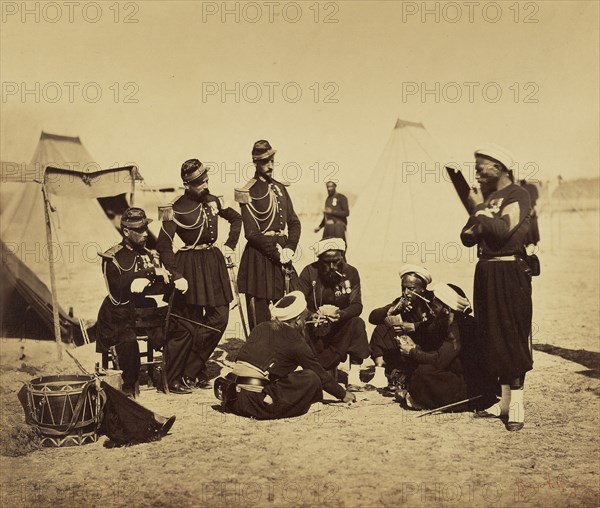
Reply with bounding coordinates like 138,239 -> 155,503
270,291 -> 307,321
313,238 -> 346,257
399,264 -> 432,285
431,283 -> 471,313
475,144 -> 515,171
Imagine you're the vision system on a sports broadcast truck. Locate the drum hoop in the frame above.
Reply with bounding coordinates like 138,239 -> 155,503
26,377 -> 103,435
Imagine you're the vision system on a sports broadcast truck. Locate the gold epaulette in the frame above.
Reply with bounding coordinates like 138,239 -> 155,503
158,204 -> 174,221
234,179 -> 257,204
99,244 -> 123,260
158,194 -> 183,221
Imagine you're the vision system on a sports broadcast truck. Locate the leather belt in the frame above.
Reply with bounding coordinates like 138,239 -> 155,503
262,230 -> 286,237
179,243 -> 214,251
237,376 -> 270,387
225,372 -> 270,387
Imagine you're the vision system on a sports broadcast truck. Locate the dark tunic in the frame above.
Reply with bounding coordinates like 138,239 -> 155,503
156,191 -> 242,307
230,321 -> 346,419
96,241 -> 165,348
298,261 -> 370,368
408,318 -> 467,409
369,298 -> 432,356
460,183 -> 533,380
318,192 -> 349,240
236,176 -> 301,300
95,241 -> 169,390
368,296 -> 434,379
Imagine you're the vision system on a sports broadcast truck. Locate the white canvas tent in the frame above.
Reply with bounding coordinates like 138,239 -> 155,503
351,119 -> 469,267
0,132 -> 137,344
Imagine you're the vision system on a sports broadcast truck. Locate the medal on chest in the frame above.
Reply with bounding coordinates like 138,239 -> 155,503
335,279 -> 352,297
487,197 -> 504,215
135,254 -> 154,271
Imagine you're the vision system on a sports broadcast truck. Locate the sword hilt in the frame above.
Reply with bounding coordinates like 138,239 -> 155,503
225,255 -> 236,269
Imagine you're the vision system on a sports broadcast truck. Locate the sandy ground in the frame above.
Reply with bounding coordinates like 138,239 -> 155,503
0,210 -> 599,508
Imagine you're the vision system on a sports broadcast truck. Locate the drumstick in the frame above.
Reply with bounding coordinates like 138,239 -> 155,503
64,348 -> 90,376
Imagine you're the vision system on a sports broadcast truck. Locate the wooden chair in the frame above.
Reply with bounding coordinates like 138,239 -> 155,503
100,306 -> 168,390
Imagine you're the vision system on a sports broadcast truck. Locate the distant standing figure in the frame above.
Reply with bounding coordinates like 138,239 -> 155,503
314,181 -> 349,242
520,179 -> 540,247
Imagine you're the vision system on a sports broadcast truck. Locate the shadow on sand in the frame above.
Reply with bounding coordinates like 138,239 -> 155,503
534,343 -> 600,381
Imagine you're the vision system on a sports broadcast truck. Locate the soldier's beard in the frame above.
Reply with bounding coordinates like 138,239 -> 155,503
256,167 -> 274,180
319,268 -> 342,287
479,176 -> 499,196
187,187 -> 209,200
127,236 -> 147,250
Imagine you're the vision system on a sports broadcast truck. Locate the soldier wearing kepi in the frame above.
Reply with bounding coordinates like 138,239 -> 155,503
235,140 -> 301,330
298,238 -> 370,391
314,181 -> 350,242
156,159 -> 242,389
461,144 -> 533,431
96,207 -> 190,396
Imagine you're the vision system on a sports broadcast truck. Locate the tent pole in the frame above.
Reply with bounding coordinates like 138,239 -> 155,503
41,183 -> 62,361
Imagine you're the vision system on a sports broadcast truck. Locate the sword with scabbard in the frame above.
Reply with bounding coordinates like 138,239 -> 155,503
282,263 -> 294,295
225,255 -> 249,340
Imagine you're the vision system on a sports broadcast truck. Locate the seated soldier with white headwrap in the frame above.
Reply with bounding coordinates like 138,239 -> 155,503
367,264 -> 434,392
396,283 -> 473,410
298,238 -> 370,391
214,291 -> 355,419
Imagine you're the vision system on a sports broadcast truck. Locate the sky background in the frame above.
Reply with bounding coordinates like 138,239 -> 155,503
1,0 -> 599,197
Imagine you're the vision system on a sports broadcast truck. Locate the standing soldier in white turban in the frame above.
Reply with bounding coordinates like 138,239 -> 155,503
461,144 -> 533,431
156,159 -> 242,389
298,238 -> 370,391
235,140 -> 301,330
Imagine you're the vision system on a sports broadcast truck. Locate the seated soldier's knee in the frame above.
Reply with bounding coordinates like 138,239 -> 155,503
347,316 -> 366,329
299,369 -> 322,388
